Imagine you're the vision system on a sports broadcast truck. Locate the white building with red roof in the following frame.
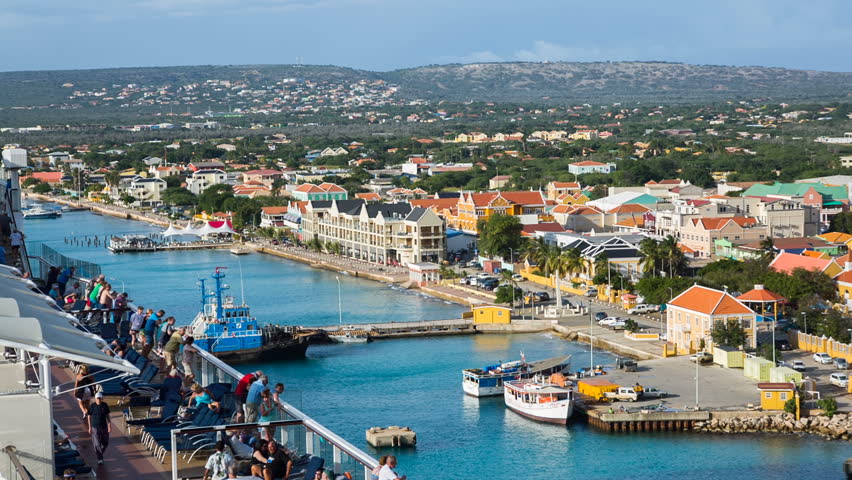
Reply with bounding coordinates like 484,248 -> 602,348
290,182 -> 348,201
666,285 -> 758,355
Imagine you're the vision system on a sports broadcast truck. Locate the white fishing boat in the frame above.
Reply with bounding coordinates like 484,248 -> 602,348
22,206 -> 62,219
328,325 -> 369,343
504,374 -> 574,425
462,355 -> 570,397
230,247 -> 250,255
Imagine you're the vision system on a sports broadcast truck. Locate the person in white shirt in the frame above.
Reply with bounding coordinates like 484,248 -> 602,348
203,441 -> 234,480
378,456 -> 406,480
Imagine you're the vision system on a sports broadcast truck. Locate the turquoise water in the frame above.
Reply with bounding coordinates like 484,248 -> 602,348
24,208 -> 850,479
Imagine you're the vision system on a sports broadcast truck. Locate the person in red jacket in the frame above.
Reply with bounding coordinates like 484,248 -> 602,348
235,371 -> 261,419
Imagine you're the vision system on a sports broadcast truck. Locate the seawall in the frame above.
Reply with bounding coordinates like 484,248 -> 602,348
553,324 -> 662,360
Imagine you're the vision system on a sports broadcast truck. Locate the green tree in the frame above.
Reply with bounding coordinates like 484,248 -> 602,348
829,212 -> 852,234
477,213 -> 523,260
521,237 -> 549,273
163,175 -> 183,188
592,253 -> 610,285
639,237 -> 661,278
624,318 -> 639,333
710,319 -> 747,348
817,397 -> 837,418
120,194 -> 135,205
22,177 -> 42,188
757,343 -> 782,363
33,182 -> 52,194
197,184 -> 234,214
161,187 -> 197,206
494,285 -> 522,306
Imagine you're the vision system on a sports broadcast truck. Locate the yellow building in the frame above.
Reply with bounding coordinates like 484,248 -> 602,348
471,304 -> 512,324
757,383 -> 795,411
448,191 -> 549,234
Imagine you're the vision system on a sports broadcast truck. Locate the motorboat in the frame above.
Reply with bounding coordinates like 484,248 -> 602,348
328,325 -> 369,343
229,247 -> 250,255
462,355 -> 570,397
504,374 -> 574,425
23,206 -> 62,219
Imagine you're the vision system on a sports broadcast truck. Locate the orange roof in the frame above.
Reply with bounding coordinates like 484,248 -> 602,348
769,252 -> 833,275
570,161 -> 606,166
294,184 -> 322,193
614,216 -> 645,227
834,270 -> 852,284
568,206 -> 603,215
552,204 -> 573,214
410,197 -> 459,213
669,285 -> 754,316
355,192 -> 382,201
23,171 -> 64,184
678,243 -> 697,254
317,182 -> 346,193
261,206 -> 289,215
500,191 -> 545,206
835,252 -> 852,265
694,216 -> 758,230
737,286 -> 785,302
550,182 -> 580,189
801,250 -> 829,259
818,232 -> 852,244
607,204 -> 650,214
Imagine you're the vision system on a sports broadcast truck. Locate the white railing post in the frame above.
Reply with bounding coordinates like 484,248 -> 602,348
305,431 -> 314,455
170,431 -> 179,480
333,445 -> 342,474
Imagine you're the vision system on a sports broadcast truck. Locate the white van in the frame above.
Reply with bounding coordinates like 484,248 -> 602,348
830,373 -> 848,388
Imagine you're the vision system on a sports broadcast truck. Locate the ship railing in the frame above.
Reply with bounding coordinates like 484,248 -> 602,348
180,347 -> 378,480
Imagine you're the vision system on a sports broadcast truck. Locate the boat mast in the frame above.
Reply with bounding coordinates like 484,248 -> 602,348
213,267 -> 228,319
199,278 -> 207,313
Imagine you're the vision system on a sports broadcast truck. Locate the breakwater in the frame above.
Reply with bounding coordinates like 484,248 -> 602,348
694,412 -> 852,441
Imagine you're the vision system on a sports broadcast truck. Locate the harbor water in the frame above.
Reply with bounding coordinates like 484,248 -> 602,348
24,207 -> 851,479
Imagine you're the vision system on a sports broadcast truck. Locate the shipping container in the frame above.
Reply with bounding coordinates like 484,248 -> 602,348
713,345 -> 744,368
769,366 -> 802,384
744,356 -> 774,381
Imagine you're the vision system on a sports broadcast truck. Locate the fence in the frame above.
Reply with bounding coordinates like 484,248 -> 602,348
791,329 -> 852,362
27,242 -> 102,281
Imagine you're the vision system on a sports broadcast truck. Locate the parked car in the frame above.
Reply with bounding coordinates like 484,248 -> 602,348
512,273 -> 523,281
460,276 -> 476,285
627,304 -> 655,315
641,387 -> 668,398
476,272 -> 492,280
607,320 -> 627,330
598,316 -> 622,326
774,340 -> 792,351
615,357 -> 638,372
690,352 -> 713,364
829,373 -> 848,388
480,279 -> 499,290
584,288 -> 598,297
594,312 -> 608,321
834,357 -> 848,370
791,360 -> 806,372
534,292 -> 550,302
466,261 -> 480,268
813,352 -> 833,364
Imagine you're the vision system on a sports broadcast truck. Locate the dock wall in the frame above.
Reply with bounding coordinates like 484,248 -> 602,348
553,325 -> 662,361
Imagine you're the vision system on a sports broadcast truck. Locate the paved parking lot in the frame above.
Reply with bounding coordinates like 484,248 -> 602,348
779,350 -> 851,409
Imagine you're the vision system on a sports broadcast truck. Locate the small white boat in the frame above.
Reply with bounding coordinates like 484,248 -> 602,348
462,355 -> 570,397
23,206 -> 62,219
329,325 -> 369,343
230,247 -> 250,255
504,374 -> 574,425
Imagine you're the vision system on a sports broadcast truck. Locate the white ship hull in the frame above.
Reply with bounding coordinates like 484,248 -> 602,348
504,382 -> 573,425
329,333 -> 369,343
462,379 -> 504,397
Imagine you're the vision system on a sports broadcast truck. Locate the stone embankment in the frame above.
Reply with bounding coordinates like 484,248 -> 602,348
694,413 -> 852,440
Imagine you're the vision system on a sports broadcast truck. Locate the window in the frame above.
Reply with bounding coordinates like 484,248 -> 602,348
498,311 -> 503,316
765,392 -> 772,399
780,392 -> 788,401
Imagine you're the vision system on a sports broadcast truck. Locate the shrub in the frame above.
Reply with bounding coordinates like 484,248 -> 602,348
783,397 -> 797,415
817,397 -> 837,418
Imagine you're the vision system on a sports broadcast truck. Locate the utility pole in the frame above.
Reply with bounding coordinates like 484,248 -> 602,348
589,301 -> 594,372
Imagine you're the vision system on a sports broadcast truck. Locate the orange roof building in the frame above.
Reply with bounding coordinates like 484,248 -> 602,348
666,285 -> 757,354
768,251 -> 842,277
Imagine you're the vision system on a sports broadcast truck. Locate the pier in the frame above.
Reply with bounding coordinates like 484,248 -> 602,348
576,395 -> 710,433
317,318 -> 475,339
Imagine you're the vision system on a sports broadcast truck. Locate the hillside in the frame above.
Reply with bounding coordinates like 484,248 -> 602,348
0,61 -> 849,126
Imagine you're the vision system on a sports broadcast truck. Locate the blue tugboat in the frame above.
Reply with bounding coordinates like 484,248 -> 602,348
188,267 -> 311,362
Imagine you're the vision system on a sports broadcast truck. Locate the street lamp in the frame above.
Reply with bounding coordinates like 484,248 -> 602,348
589,301 -> 594,373
801,312 -> 807,335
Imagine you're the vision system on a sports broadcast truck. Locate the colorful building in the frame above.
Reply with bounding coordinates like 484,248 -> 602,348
768,251 -> 842,277
448,191 -> 549,235
666,285 -> 757,355
291,182 -> 348,201
757,383 -> 796,411
736,285 -> 785,323
471,304 -> 512,324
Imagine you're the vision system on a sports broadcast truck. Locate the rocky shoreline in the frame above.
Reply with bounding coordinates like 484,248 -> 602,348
694,413 -> 851,440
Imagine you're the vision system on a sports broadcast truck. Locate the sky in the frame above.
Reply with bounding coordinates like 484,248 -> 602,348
1,0 -> 850,73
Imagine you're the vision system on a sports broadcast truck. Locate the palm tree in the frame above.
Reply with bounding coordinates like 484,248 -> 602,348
659,235 -> 686,278
543,247 -> 567,308
759,237 -> 776,259
521,237 -> 549,275
639,237 -> 662,278
593,253 -> 610,285
563,248 -> 585,285
499,269 -> 519,307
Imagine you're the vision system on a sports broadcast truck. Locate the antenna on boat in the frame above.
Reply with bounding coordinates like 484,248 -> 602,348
238,257 -> 246,306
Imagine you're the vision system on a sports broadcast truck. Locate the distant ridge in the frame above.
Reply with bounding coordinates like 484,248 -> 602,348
0,61 -> 848,121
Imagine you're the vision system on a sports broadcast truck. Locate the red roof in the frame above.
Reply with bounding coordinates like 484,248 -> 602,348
261,206 -> 289,215
570,161 -> 606,167
244,169 -> 282,176
606,204 -> 650,214
769,252 -> 834,275
550,182 -> 580,189
757,383 -> 795,391
23,172 -> 64,184
521,223 -> 566,235
500,191 -> 545,206
669,285 -> 754,316
355,192 -> 382,201
694,217 -> 757,230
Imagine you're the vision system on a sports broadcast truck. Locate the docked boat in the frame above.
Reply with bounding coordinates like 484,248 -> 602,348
22,206 -> 62,219
188,267 -> 313,362
504,374 -> 574,425
108,234 -> 159,253
462,355 -> 570,397
328,325 -> 369,343
230,247 -> 251,255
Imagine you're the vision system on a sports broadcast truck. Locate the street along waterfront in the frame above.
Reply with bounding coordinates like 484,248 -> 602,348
24,208 -> 850,479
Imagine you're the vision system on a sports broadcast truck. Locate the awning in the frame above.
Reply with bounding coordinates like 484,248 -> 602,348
0,315 -> 139,375
0,297 -> 80,328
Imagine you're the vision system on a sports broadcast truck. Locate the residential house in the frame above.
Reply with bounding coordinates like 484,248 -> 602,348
553,205 -> 605,233
834,263 -> 852,311
679,216 -> 768,258
546,181 -> 583,201
320,147 -> 348,157
667,285 -> 757,355
241,169 -> 283,187
568,161 -> 615,175
127,177 -> 167,206
62,159 -> 84,170
216,143 -> 237,152
188,160 -> 226,172
586,192 -> 659,213
768,251 -> 842,277
447,190 -> 549,234
232,182 -> 272,198
46,151 -> 70,166
186,169 -> 228,195
149,165 -> 183,180
300,199 -> 445,266
543,232 -> 646,285
742,181 -> 848,227
604,204 -> 651,231
568,129 -> 599,141
290,183 -> 348,202
489,175 -> 512,189
355,192 -> 382,202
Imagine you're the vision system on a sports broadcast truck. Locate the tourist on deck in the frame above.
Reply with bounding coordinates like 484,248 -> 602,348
48,283 -> 62,304
378,456 -> 406,480
141,308 -> 159,357
57,266 -> 75,296
129,306 -> 146,346
46,266 -> 59,290
164,325 -> 187,370
181,336 -> 197,377
87,275 -> 105,309
74,365 -> 94,418
235,371 -> 260,417
245,375 -> 268,423
113,292 -> 128,323
258,388 -> 277,441
202,441 -> 234,480
156,313 -> 174,355
87,392 -> 111,466
272,383 -> 285,409
250,439 -> 269,478
99,283 -> 114,315
9,229 -> 23,263
262,441 -> 291,480
189,384 -> 221,412
370,456 -> 388,480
